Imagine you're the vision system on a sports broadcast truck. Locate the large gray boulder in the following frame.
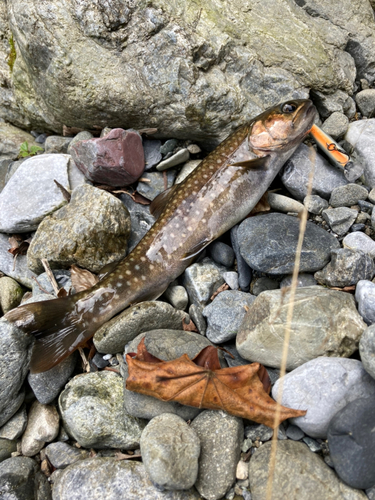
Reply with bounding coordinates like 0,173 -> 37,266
1,0 -> 368,141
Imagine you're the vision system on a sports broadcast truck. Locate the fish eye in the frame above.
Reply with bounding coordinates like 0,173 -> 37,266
282,103 -> 297,113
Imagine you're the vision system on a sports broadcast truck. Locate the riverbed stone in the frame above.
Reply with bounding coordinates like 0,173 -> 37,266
0,456 -> 52,500
208,241 -> 235,268
175,160 -> 202,184
191,410 -> 243,500
123,330 -> 212,421
140,413 -> 200,490
120,194 -> 156,252
137,169 -> 176,201
304,194 -> 329,214
314,248 -> 375,287
66,131 -> 94,155
163,284 -> 189,311
343,231 -> 375,257
59,371 -> 146,449
321,111 -> 349,140
0,154 -> 70,233
272,357 -> 375,438
0,404 -> 27,440
237,287 -> 366,371
267,192 -> 304,214
156,148 -> 190,171
45,442 -> 89,469
355,280 -> 375,325
279,273 -> 317,288
21,400 -> 60,457
70,128 -> 145,186
203,290 -> 256,343
0,276 -> 23,314
44,135 -> 72,154
0,438 -> 17,463
0,318 -> 32,427
143,138 -> 162,171
346,119 -> 375,188
328,397 -> 375,490
329,183 -> 368,207
359,324 -> 375,379
251,277 -> 279,296
249,440 -> 366,500
230,225 -> 252,292
94,301 -> 189,354
356,89 -> 375,117
182,257 -> 225,306
27,183 -> 131,274
0,122 -> 41,160
52,458 -> 200,500
28,352 -> 78,404
281,143 -> 348,200
237,213 -> 340,275
322,207 -> 358,235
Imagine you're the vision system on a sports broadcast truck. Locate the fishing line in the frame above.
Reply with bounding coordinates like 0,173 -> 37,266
265,144 -> 316,500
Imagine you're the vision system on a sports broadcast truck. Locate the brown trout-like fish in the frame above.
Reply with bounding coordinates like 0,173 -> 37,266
6,99 -> 316,373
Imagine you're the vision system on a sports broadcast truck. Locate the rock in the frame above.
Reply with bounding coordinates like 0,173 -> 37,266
321,112 -> 349,140
123,330 -> 212,420
328,397 -> 375,489
140,414 -> 200,490
312,89 -> 357,119
143,138 -> 162,171
31,270 -> 73,298
0,404 -> 27,440
191,411 -> 243,500
156,149 -> 190,171
94,301 -> 189,354
249,440 -> 366,500
222,271 -> 239,290
66,131 -> 94,155
237,213 -> 340,275
0,438 -> 17,462
0,318 -> 32,427
272,357 -> 375,439
236,460 -> 248,481
286,424 -> 305,441
346,120 -> 375,188
59,371 -> 145,449
52,458 -> 200,500
329,183 -> 368,208
28,352 -> 78,405
280,274 -> 317,288
0,122 -> 41,160
359,324 -> 375,379
303,194 -> 329,214
45,442 -> 89,469
0,276 -> 23,314
0,456 -> 52,500
182,257 -> 225,306
119,194 -> 156,252
44,135 -> 72,154
21,401 -> 60,457
175,160 -> 202,184
237,287 -> 366,371
137,170 -> 176,201
314,248 -> 375,287
203,290 -> 256,343
70,129 -> 144,186
343,231 -> 375,258
230,225 -> 252,292
163,284 -> 189,310
27,184 -> 131,274
187,144 -> 201,155
369,187 -> 375,204
208,241 -> 235,268
0,154 -> 70,233
356,89 -> 375,117
267,192 -> 304,213
251,277 -> 279,296
0,159 -> 12,192
322,207 -> 358,235
355,280 -> 375,324
281,143 -> 348,200
188,304 -> 207,335
160,140 -> 178,156
358,199 -> 374,213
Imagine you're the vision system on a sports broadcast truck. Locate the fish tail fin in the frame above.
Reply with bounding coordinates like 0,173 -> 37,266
5,294 -> 88,373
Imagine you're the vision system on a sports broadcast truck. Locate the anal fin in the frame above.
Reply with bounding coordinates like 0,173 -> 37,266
230,156 -> 269,170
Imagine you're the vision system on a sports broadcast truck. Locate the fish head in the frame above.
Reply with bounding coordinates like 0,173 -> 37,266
249,99 -> 316,154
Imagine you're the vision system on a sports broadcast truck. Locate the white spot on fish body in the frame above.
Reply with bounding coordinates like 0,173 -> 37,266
135,265 -> 140,270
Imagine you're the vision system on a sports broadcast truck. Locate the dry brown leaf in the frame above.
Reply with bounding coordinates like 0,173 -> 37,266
210,283 -> 230,301
182,318 -> 198,332
70,264 -> 99,292
248,191 -> 271,216
126,339 -> 306,428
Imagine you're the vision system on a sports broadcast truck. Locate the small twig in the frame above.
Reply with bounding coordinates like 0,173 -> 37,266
163,170 -> 168,190
32,276 -> 50,294
78,347 -> 90,373
54,180 -> 71,202
138,177 -> 151,183
41,259 -> 60,295
210,283 -> 230,301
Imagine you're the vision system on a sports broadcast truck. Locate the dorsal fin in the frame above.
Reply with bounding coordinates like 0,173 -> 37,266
230,156 -> 269,170
150,185 -> 178,218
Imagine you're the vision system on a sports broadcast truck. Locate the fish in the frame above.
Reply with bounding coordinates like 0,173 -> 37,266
5,99 -> 316,373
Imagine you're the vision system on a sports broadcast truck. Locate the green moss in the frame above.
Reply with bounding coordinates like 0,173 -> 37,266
7,34 -> 16,72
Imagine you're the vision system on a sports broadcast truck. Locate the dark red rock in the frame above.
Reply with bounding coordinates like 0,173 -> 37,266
71,128 -> 145,186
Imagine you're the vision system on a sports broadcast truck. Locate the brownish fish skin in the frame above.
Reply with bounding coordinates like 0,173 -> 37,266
5,99 -> 316,373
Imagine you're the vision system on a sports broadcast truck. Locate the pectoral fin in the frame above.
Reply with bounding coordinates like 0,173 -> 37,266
150,185 -> 179,218
230,156 -> 269,170
181,237 -> 213,261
